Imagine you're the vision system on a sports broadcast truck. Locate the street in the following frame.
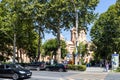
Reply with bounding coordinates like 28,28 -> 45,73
0,70 -> 120,80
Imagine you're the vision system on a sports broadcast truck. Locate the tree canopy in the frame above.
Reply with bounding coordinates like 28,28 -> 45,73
43,38 -> 67,59
90,1 -> 120,60
0,0 -> 99,62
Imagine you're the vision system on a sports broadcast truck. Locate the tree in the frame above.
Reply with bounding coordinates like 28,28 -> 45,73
90,1 -> 120,60
44,0 -> 74,62
0,0 -> 38,62
12,0 -> 39,62
32,0 -> 48,61
0,0 -> 16,62
43,38 -> 67,61
45,0 -> 99,62
0,0 -> 99,63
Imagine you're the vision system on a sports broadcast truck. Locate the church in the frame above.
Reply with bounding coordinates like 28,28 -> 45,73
66,27 -> 87,54
63,27 -> 93,64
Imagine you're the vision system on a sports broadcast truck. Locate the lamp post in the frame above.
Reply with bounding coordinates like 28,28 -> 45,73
13,33 -> 16,64
75,10 -> 79,65
13,0 -> 17,64
71,0 -> 79,65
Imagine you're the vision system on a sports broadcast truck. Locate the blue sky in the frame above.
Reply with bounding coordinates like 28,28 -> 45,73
43,0 -> 117,43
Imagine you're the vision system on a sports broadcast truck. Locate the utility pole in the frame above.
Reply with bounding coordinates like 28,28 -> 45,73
13,0 -> 17,64
71,0 -> 79,65
57,27 -> 61,63
13,33 -> 16,64
75,9 -> 79,65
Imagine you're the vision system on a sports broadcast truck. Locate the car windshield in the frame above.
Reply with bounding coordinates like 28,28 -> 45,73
10,64 -> 24,69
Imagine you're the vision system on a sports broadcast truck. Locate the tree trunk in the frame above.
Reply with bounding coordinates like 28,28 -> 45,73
20,49 -> 23,63
57,27 -> 61,63
16,49 -> 19,63
36,27 -> 41,61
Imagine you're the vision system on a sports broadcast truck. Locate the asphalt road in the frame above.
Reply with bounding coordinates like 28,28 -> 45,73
0,70 -> 120,80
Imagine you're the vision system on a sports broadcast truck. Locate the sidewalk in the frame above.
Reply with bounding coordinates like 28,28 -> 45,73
85,67 -> 105,72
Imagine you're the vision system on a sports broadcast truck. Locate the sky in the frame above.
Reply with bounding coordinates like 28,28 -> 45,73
43,0 -> 117,43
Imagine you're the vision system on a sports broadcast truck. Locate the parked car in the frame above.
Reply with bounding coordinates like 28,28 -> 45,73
0,64 -> 32,80
25,62 -> 46,71
45,63 -> 67,72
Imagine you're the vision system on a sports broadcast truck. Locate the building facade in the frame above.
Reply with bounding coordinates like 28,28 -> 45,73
65,27 -> 93,64
66,27 -> 87,54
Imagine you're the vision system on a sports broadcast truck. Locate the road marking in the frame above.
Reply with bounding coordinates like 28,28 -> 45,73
32,75 -> 75,80
32,75 -> 62,80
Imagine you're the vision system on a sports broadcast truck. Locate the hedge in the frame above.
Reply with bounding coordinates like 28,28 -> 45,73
67,64 -> 86,71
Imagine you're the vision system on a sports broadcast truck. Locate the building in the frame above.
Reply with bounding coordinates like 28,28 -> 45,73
65,27 -> 93,64
66,27 -> 87,54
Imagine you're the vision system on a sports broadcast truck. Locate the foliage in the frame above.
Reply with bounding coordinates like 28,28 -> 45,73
44,0 -> 99,62
67,64 -> 86,71
42,38 -> 67,59
0,0 -> 38,62
89,42 -> 97,51
0,0 -> 99,62
78,42 -> 87,56
90,1 -> 120,60
116,67 -> 120,72
61,40 -> 68,59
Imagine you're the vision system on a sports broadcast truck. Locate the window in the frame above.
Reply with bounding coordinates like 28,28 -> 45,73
0,65 -> 4,69
6,65 -> 11,69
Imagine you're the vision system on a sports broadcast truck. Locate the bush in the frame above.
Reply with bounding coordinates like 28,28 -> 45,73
67,64 -> 73,70
67,64 -> 86,71
77,65 -> 86,71
116,67 -> 120,72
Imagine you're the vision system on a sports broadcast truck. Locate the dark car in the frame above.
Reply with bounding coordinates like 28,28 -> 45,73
0,64 -> 32,80
45,63 -> 67,72
25,62 -> 46,71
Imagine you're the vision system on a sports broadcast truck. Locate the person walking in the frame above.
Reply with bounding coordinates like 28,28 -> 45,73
105,60 -> 109,72
84,55 -> 91,67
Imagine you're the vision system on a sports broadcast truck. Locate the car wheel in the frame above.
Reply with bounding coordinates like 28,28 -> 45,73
37,67 -> 40,71
45,68 -> 49,71
59,68 -> 63,72
12,73 -> 19,80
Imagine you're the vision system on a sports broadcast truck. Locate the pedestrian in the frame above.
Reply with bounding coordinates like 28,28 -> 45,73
105,60 -> 109,72
84,55 -> 91,67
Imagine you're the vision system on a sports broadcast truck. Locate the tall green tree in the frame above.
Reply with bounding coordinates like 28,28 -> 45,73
43,38 -> 67,60
45,0 -> 74,62
32,0 -> 48,61
0,0 -> 38,62
90,1 -> 120,60
45,0 -> 99,62
11,0 -> 38,62
0,0 -> 16,62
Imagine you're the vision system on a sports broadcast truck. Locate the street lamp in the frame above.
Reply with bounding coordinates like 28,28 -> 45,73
13,1 -> 17,64
13,32 -> 16,64
75,10 -> 79,65
71,0 -> 79,65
